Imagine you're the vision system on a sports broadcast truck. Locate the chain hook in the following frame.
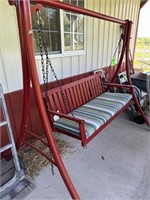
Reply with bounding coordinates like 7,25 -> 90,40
37,10 -> 44,26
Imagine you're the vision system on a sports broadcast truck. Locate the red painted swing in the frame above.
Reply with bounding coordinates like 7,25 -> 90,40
8,0 -> 150,199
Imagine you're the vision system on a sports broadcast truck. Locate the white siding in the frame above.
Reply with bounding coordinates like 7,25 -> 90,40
85,0 -> 140,70
0,0 -> 22,93
0,0 -> 140,93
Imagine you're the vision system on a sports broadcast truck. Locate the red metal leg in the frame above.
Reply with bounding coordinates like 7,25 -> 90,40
125,21 -> 149,127
15,4 -> 31,150
8,0 -> 80,199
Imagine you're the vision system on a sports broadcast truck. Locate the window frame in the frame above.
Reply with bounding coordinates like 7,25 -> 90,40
33,0 -> 85,58
32,6 -> 62,55
60,9 -> 85,57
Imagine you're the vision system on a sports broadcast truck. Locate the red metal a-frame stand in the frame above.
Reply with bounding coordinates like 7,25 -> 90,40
8,0 -> 149,199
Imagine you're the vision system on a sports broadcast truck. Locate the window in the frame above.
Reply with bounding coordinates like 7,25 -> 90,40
31,0 -> 84,54
63,0 -> 84,51
32,7 -> 61,53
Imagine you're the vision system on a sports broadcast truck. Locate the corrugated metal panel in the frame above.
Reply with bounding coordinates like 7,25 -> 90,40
0,0 -> 23,93
0,48 -> 8,93
79,55 -> 86,74
85,0 -> 141,71
0,0 -> 141,93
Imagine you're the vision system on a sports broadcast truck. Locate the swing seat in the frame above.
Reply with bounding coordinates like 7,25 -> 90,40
44,73 -> 133,146
54,92 -> 132,137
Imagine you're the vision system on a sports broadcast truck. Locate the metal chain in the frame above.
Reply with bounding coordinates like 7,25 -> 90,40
37,10 -> 54,175
117,33 -> 124,64
109,37 -> 122,67
129,48 -> 135,74
37,10 -> 74,117
36,10 -> 76,174
109,29 -> 124,68
106,30 -> 125,78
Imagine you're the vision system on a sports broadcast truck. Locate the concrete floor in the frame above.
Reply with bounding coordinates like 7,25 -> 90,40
23,113 -> 150,200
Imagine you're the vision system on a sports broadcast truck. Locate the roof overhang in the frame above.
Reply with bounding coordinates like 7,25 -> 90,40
140,0 -> 149,8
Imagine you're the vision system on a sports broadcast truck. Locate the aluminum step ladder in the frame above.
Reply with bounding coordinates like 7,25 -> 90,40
0,84 -> 31,199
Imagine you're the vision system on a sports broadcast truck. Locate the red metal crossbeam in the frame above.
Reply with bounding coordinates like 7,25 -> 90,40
31,0 -> 127,25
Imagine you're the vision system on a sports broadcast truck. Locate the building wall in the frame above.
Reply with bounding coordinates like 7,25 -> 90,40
85,0 -> 140,70
0,0 -> 22,93
0,0 -> 140,150
0,0 -> 140,93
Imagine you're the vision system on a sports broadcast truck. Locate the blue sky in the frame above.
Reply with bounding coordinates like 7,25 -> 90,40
138,1 -> 150,37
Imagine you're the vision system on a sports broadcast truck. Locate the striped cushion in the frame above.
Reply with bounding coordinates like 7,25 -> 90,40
54,92 -> 132,138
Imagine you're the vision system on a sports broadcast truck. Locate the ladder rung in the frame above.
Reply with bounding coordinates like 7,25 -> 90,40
0,144 -> 12,153
0,121 -> 7,127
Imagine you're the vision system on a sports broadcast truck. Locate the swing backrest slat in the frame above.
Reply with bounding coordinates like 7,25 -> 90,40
45,73 -> 103,114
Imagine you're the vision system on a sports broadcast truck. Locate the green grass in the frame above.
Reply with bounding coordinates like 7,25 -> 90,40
134,44 -> 150,72
134,52 -> 150,58
136,45 -> 150,50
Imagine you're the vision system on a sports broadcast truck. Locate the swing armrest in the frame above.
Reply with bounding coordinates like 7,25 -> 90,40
103,83 -> 134,93
48,109 -> 83,123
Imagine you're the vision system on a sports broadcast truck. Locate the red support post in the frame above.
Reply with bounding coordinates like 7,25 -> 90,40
8,0 -> 80,199
15,2 -> 31,150
125,21 -> 150,126
109,22 -> 128,84
21,0 -> 80,198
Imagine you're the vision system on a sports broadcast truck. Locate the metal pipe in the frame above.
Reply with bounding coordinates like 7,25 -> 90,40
24,141 -> 56,166
31,0 -> 127,25
14,1 -> 31,150
125,21 -> 149,126
125,21 -> 133,85
107,22 -> 129,85
12,0 -> 80,198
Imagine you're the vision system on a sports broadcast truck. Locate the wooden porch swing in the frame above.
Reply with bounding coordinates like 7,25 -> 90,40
8,0 -> 150,199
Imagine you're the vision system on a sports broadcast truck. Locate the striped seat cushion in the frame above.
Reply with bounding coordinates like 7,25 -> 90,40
54,92 -> 132,138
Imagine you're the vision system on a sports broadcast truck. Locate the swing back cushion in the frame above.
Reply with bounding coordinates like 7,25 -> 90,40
44,73 -> 132,146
